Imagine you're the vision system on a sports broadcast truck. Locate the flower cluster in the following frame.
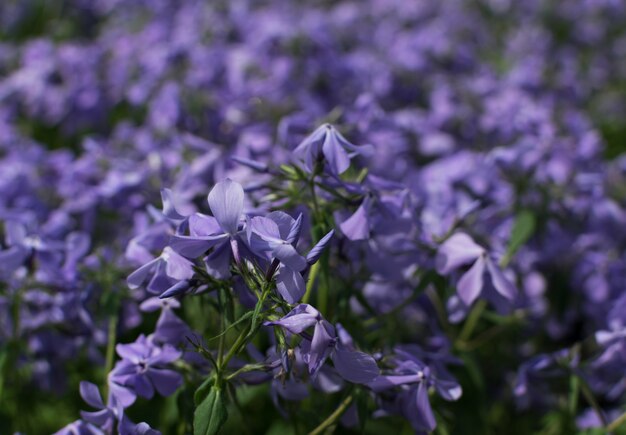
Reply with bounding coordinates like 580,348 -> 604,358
0,0 -> 625,434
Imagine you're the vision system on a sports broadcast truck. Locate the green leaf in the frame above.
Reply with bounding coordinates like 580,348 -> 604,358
194,386 -> 228,435
194,377 -> 214,406
279,164 -> 297,177
502,210 -> 536,267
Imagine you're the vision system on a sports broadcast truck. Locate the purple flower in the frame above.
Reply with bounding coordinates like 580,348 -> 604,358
293,124 -> 373,175
513,349 -> 578,409
55,381 -> 160,435
139,297 -> 191,345
334,174 -> 410,241
246,211 -> 308,303
368,346 -> 462,433
247,211 -> 306,271
0,219 -> 61,279
266,305 -> 379,384
127,246 -> 194,295
170,179 -> 246,278
148,188 -> 188,227
108,335 -> 183,407
436,232 -> 516,306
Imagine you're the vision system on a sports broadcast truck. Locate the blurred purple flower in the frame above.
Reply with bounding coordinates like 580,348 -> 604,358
436,232 -> 516,306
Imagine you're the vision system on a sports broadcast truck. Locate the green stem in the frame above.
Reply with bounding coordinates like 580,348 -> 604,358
578,375 -> 608,427
308,395 -> 353,435
219,326 -> 251,372
458,300 -> 487,343
217,289 -> 226,366
103,313 -> 117,397
607,409 -> 626,432
302,261 -> 321,304
309,179 -> 321,218
307,176 -> 330,316
225,363 -> 267,381
317,253 -> 330,316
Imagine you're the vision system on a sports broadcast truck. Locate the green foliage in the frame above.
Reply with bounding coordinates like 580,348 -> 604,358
502,210 -> 536,267
194,385 -> 228,435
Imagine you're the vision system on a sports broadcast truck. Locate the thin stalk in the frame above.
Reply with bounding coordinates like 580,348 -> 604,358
225,363 -> 267,381
309,179 -> 321,218
220,323 -> 254,371
308,395 -> 353,435
217,289 -> 226,368
103,313 -> 117,397
302,261 -> 320,304
458,299 -> 487,343
607,409 -> 626,432
578,375 -> 608,427
317,252 -> 330,316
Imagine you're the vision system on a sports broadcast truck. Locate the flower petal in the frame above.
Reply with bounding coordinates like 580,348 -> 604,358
162,247 -> 194,280
308,321 -> 335,376
267,211 -> 295,240
331,346 -> 379,384
208,179 -> 244,234
160,188 -> 186,221
486,258 -> 517,300
249,216 -> 282,243
79,381 -> 105,409
203,240 -> 232,279
436,233 -> 485,275
339,200 -> 370,241
323,130 -> 351,174
275,266 -> 306,304
265,304 -> 319,334
457,256 -> 485,306
188,213 -> 221,237
435,378 -> 462,401
306,230 -> 334,265
169,233 -> 228,258
127,257 -> 161,289
147,368 -> 183,397
415,382 -> 437,431
273,243 -> 307,271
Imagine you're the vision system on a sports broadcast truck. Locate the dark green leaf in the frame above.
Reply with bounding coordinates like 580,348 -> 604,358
194,386 -> 228,435
194,377 -> 214,406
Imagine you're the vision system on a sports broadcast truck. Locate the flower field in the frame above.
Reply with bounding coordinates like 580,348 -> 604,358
0,1 -> 625,434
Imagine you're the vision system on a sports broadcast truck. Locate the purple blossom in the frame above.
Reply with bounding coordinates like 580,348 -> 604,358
127,246 -> 194,295
436,232 -> 517,306
293,124 -> 373,175
266,304 -> 379,384
169,179 -> 246,278
55,381 -> 160,435
368,345 -> 462,432
108,335 -> 183,407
